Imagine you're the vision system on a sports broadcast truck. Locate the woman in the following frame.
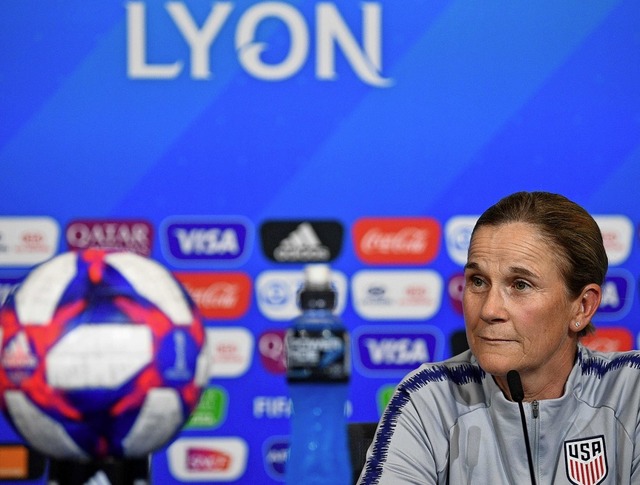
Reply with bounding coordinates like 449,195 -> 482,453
358,191 -> 640,484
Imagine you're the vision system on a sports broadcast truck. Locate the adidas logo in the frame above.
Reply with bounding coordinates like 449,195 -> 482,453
274,223 -> 331,262
260,220 -> 343,263
1,331 -> 38,370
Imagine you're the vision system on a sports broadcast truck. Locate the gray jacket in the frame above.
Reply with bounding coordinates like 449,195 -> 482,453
358,345 -> 640,484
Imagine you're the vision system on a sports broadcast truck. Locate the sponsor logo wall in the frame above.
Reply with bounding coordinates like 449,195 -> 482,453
0,214 -> 637,483
2,2 -> 639,483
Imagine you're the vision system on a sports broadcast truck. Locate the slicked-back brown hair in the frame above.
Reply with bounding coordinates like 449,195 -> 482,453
470,191 -> 608,336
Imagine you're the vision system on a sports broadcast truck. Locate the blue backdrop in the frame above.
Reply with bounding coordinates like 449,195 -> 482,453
1,1 -> 639,483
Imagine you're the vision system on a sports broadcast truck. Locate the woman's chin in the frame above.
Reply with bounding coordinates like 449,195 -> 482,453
474,353 -> 520,377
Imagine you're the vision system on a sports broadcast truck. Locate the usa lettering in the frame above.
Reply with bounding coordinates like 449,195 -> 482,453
567,441 -> 603,461
173,228 -> 239,255
126,1 -> 392,87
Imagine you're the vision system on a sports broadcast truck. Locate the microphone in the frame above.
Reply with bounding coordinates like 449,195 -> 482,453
507,370 -> 536,485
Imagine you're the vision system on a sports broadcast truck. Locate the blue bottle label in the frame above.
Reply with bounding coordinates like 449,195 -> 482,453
285,329 -> 350,382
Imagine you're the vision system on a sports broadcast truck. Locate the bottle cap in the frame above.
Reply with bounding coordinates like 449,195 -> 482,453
304,264 -> 331,289
299,264 -> 335,310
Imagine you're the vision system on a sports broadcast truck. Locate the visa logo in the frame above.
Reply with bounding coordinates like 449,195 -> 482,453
364,338 -> 429,365
595,269 -> 633,321
174,228 -> 239,255
263,438 -> 289,479
355,327 -> 443,376
162,219 -> 252,265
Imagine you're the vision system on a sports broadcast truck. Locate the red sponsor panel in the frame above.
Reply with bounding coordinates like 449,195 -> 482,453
187,448 -> 231,472
174,272 -> 252,320
352,217 -> 441,265
581,327 -> 633,352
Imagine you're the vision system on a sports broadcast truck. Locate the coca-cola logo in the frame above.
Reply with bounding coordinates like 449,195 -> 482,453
174,272 -> 252,319
189,283 -> 239,310
361,227 -> 428,255
352,217 -> 441,264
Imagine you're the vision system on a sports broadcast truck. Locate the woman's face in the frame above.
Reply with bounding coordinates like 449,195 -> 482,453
463,222 -> 582,383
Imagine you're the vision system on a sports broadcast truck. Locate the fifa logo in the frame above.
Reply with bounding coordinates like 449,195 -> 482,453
564,436 -> 608,485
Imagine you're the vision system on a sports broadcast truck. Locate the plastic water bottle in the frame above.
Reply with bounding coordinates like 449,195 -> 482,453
285,264 -> 351,485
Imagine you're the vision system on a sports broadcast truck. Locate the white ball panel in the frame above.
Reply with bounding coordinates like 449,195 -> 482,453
46,324 -> 152,389
194,344 -> 211,387
122,388 -> 183,456
105,252 -> 193,325
5,390 -> 89,461
15,252 -> 78,325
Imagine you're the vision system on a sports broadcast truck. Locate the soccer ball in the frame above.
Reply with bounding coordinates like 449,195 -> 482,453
0,249 -> 209,461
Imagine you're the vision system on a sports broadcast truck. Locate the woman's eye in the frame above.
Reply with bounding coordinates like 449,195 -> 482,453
471,276 -> 484,287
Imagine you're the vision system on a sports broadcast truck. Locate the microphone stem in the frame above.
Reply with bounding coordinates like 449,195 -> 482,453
517,401 -> 537,485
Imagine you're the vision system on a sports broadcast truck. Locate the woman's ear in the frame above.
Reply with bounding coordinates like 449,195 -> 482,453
573,284 -> 602,331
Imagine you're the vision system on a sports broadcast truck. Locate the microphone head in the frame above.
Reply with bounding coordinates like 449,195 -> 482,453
507,370 -> 525,402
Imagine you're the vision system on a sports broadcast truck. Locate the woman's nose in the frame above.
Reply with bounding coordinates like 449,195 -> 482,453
480,287 -> 507,323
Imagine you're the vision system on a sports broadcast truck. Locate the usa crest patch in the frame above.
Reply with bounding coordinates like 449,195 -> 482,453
564,435 -> 608,485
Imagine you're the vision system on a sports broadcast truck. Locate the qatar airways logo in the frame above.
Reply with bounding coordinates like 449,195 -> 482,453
352,217 -> 441,265
126,1 -> 392,87
66,220 -> 153,256
258,329 -> 287,374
